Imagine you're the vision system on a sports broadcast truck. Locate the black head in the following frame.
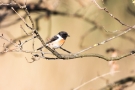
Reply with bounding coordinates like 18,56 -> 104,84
58,31 -> 70,39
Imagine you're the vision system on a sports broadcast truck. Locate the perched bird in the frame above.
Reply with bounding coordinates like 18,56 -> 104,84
37,31 -> 70,50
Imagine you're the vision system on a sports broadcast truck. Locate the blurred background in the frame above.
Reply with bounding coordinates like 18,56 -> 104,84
0,0 -> 135,90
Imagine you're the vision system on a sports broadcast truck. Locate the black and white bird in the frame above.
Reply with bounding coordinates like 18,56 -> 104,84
37,31 -> 70,50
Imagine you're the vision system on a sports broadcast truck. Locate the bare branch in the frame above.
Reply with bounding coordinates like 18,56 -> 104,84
1,0 -> 134,62
73,71 -> 120,90
20,25 -> 32,36
92,0 -> 132,28
76,25 -> 135,54
100,76 -> 135,90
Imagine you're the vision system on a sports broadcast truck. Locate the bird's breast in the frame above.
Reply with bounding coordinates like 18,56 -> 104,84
46,39 -> 65,49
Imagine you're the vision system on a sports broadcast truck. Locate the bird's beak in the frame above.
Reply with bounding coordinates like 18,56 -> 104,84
68,35 -> 70,37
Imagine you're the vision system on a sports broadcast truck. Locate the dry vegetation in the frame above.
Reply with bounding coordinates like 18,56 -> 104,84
0,0 -> 135,90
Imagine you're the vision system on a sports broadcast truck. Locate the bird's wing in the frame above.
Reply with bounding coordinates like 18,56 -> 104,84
46,35 -> 59,44
37,35 -> 59,50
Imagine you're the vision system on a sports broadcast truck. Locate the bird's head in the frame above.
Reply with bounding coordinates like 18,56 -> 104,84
58,31 -> 70,39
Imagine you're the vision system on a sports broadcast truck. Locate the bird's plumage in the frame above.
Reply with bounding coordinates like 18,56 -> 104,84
37,31 -> 69,50
46,35 -> 59,44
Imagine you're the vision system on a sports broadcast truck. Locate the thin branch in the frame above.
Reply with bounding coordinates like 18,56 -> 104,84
76,25 -> 135,55
12,0 -> 34,28
100,76 -> 135,90
11,7 -> 29,27
92,0 -> 132,28
20,25 -> 32,35
73,71 -> 120,90
11,1 -> 135,60
0,1 -> 122,33
11,0 -> 63,58
79,26 -> 97,48
19,36 -> 36,48
32,35 -> 35,51
0,34 -> 17,47
1,0 -> 134,61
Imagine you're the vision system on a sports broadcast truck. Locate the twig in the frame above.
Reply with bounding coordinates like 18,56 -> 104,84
73,71 -> 120,90
20,25 -> 32,35
11,0 -> 63,58
19,36 -> 36,48
1,0 -> 134,61
32,35 -> 35,51
100,76 -> 135,90
0,1 -> 123,34
79,26 -> 97,48
76,25 -> 135,55
0,34 -> 17,47
10,4 -> 135,60
12,0 -> 34,29
92,0 -> 132,28
25,57 -> 34,63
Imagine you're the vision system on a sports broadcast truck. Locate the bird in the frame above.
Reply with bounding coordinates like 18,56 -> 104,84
37,31 -> 70,50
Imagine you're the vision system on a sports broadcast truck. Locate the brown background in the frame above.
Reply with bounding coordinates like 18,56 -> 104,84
0,0 -> 135,90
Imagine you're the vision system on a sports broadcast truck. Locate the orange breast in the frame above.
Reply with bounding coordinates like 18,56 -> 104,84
59,39 -> 65,46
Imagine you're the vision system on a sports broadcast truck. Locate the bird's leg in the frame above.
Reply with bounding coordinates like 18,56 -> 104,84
60,47 -> 71,53
37,46 -> 44,50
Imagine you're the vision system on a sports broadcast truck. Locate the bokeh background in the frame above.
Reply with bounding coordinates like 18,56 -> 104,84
0,0 -> 135,90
